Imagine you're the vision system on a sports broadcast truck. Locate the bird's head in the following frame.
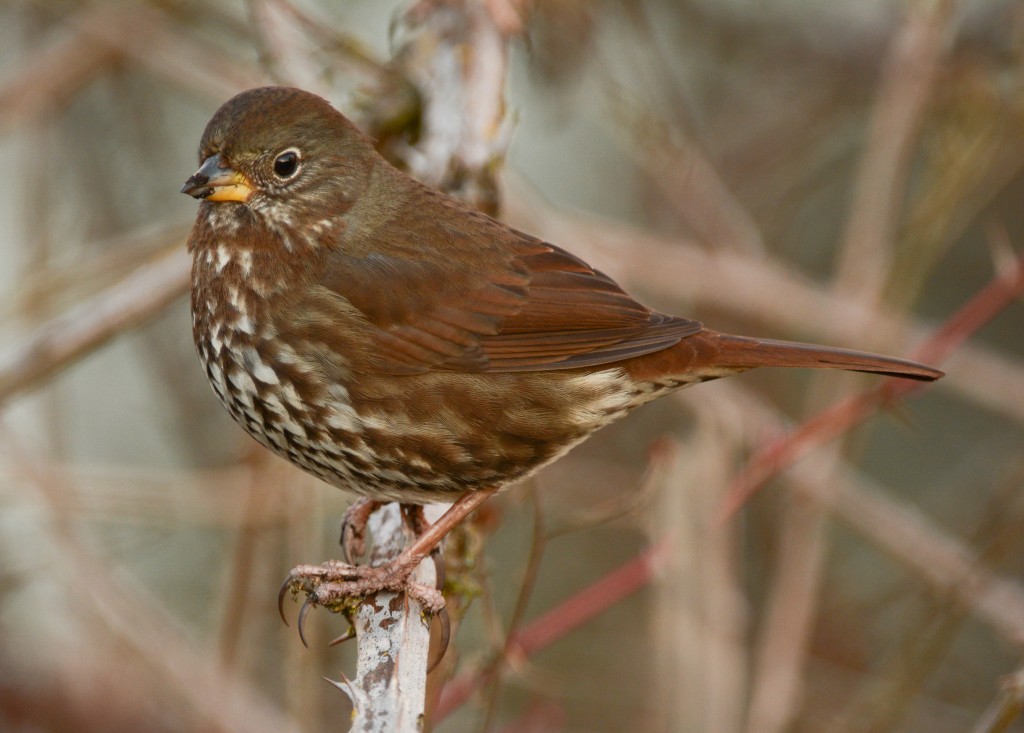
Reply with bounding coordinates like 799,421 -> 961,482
181,86 -> 376,228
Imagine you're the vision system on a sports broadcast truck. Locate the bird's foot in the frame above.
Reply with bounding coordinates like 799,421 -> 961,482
278,552 -> 446,648
279,491 -> 497,664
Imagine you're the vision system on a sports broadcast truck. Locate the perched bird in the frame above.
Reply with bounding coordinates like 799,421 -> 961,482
182,86 -> 942,622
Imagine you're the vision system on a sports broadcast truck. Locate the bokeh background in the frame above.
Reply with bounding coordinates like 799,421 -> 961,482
1,1 -> 1023,731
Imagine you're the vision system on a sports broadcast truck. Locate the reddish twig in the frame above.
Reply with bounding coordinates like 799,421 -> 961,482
479,490 -> 548,730
717,249 -> 1024,522
434,538 -> 672,720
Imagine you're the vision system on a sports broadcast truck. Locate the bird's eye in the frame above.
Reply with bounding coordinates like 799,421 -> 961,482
273,149 -> 300,180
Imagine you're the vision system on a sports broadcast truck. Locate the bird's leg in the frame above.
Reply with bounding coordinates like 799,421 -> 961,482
339,497 -> 386,563
402,503 -> 448,591
279,488 -> 497,644
401,503 -> 431,536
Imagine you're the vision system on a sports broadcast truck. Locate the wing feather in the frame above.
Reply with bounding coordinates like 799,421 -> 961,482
306,183 -> 700,374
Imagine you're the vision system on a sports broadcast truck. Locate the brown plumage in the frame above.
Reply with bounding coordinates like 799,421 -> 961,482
182,86 -> 941,613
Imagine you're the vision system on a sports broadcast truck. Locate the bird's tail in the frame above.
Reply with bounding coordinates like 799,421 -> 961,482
625,329 -> 943,384
704,331 -> 943,381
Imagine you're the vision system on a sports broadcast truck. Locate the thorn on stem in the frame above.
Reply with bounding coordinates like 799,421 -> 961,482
329,626 -> 356,647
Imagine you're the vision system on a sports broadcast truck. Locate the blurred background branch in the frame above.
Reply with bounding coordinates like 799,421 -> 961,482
0,1 -> 1021,732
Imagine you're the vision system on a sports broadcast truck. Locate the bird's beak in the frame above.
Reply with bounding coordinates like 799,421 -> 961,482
180,153 -> 254,203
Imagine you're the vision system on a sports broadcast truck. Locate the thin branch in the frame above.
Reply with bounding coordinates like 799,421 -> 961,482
686,379 -> 1024,645
0,7 -> 121,133
835,0 -> 954,302
718,247 -> 1024,520
0,5 -> 262,128
0,243 -> 189,407
0,423 -> 301,733
434,539 -> 673,721
651,426 -> 747,733
479,490 -> 547,729
83,6 -> 264,99
615,95 -> 767,254
796,459 -> 1024,647
248,0 -> 331,94
971,668 -> 1024,733
828,466 -> 1024,733
545,437 -> 675,539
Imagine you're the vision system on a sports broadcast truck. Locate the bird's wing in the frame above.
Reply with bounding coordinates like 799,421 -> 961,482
300,195 -> 700,375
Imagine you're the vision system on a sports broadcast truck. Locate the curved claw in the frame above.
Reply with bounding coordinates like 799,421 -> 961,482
430,548 -> 446,592
339,522 -> 355,564
297,597 -> 315,648
278,579 -> 293,626
338,498 -> 380,563
426,606 -> 451,674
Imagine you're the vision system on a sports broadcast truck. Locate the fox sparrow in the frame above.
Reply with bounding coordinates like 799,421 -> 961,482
182,87 -> 942,626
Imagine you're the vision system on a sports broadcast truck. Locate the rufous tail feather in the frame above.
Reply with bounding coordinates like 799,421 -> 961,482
626,329 -> 943,383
